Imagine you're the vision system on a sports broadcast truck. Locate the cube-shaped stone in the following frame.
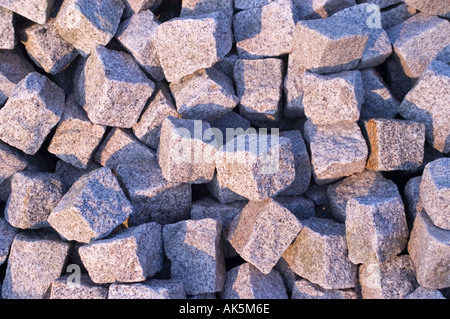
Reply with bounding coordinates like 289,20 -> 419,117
234,58 -> 284,123
170,67 -> 239,122
154,11 -> 232,82
274,196 -> 315,221
0,141 -> 27,185
213,51 -> 239,79
115,159 -> 192,226
283,61 -> 306,118
1,231 -> 71,299
50,274 -> 109,299
233,0 -> 296,59
384,53 -> 417,101
364,119 -> 425,171
399,59 -> 450,153
47,167 -> 133,243
345,196 -> 409,264
74,45 -> 155,128
220,263 -> 288,299
54,159 -> 101,190
132,82 -> 179,150
302,70 -> 363,125
404,176 -> 423,230
420,158 -> 450,230
303,120 -> 368,185
79,223 -> 162,284
54,0 -> 124,56
20,18 -> 79,74
294,0 -> 356,19
206,173 -> 247,204
404,287 -> 446,300
180,0 -> 233,25
209,110 -> 252,147
108,280 -> 186,299
291,279 -> 358,299
381,3 -> 417,30
386,13 -> 450,79
94,128 -> 156,170
0,0 -> 56,24
404,0 -> 450,15
290,15 -> 368,75
225,198 -> 302,274
215,133 -> 295,202
283,217 -> 358,289
115,10 -> 164,81
0,72 -> 65,155
158,116 -> 217,184
4,171 -> 64,230
359,255 -> 419,299
48,94 -> 106,169
0,7 -> 14,50
162,218 -> 226,295
327,170 -> 401,224
122,0 -> 162,18
0,217 -> 18,266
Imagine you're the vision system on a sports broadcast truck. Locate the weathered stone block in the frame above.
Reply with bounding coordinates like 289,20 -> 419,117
404,0 -> 450,16
0,7 -> 15,49
50,274 -> 109,299
0,141 -> 27,185
381,3 -> 417,30
0,0 -> 56,24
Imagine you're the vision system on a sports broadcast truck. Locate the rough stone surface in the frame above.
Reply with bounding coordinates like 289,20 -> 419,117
79,223 -> 163,284
0,0 -> 56,24
302,70 -> 363,125
282,217 -> 358,289
234,0 -> 273,10
47,167 -> 133,244
345,196 -> 409,265
220,263 -> 288,299
170,67 -> 239,122
283,61 -> 306,118
209,110 -> 252,147
180,0 -> 233,25
359,255 -> 419,299
354,0 -> 401,8
0,217 -> 18,266
303,120 -> 368,185
381,3 -> 417,30
404,286 -> 446,299
48,94 -> 106,169
5,171 -> 64,230
364,119 -> 426,172
162,218 -> 226,295
206,173 -> 247,204
233,0 -> 295,59
384,53 -> 417,101
53,160 -> 101,190
215,133 -> 295,202
234,58 -> 284,124
404,176 -> 423,230
212,52 -> 238,79
0,7 -> 15,50
50,274 -> 109,299
420,158 -> 450,230
225,198 -> 302,274
0,141 -> 28,185
154,11 -> 232,82
399,59 -> 450,153
108,279 -> 186,299
115,159 -> 192,226
407,210 -> 450,289
115,10 -> 164,81
54,0 -> 125,57
122,0 -> 162,18
1,231 -> 71,299
74,45 -> 155,128
0,72 -> 65,155
274,196 -> 315,221
294,0 -> 356,19
291,279 -> 358,299
404,0 -> 450,16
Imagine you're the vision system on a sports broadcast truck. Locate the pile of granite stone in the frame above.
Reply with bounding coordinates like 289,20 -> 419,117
0,0 -> 449,299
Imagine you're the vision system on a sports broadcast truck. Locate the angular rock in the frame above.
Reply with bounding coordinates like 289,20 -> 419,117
234,58 -> 284,124
294,0 -> 356,19
169,67 -> 239,122
54,0 -> 124,56
0,0 -> 56,24
283,61 -> 306,118
162,218 -> 226,295
399,59 -> 450,153
212,51 -> 238,79
404,176 -> 423,230
154,11 -> 232,82
180,0 -> 233,26
0,141 -> 27,185
225,198 -> 302,274
0,72 -> 65,155
274,256 -> 299,294
404,0 -> 450,16
359,255 -> 419,299
158,116 -> 216,184
420,158 -> 450,230
108,280 -> 186,299
233,0 -> 296,59
384,53 -> 418,101
132,82 -> 179,150
1,231 -> 71,299
74,45 -> 155,128
282,217 -> 358,289
215,133 -> 295,202
291,279 -> 358,299
5,171 -> 64,230
364,119 -> 426,171
381,3 -> 417,30
327,170 -> 401,224
206,173 -> 247,204
345,196 -> 409,265
209,110 -> 252,147
0,7 -> 14,50
274,196 -> 315,221
220,263 -> 288,299
79,223 -> 162,284
302,70 -> 363,125
94,128 -> 156,170
115,10 -> 164,81
404,286 -> 446,299
0,217 -> 18,266
408,210 -> 450,289
50,274 -> 109,299
303,120 -> 368,185
122,0 -> 162,18
48,94 -> 106,169
54,160 -> 101,190
47,167 -> 133,243
114,159 -> 192,226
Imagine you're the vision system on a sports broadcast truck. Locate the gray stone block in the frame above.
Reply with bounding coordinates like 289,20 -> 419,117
404,0 -> 450,16
209,110 -> 252,147
294,0 -> 356,19
122,0 -> 162,19
54,160 -> 101,190
180,0 -> 233,26
0,0 -> 56,24
283,61 -> 306,118
404,176 -> 423,231
206,173 -> 247,204
274,196 -> 315,221
291,279 -> 358,299
212,52 -> 238,79
404,286 -> 446,299
0,7 -> 14,50
234,0 -> 273,10
381,3 -> 417,30
48,167 -> 133,243
0,217 -> 18,266
274,256 -> 299,294
50,274 -> 109,299
0,141 -> 27,185
108,279 -> 186,299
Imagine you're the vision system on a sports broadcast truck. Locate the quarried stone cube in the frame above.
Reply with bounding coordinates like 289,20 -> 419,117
209,110 -> 252,147
283,61 -> 306,118
50,274 -> 109,299
0,141 -> 27,185
274,196 -> 315,221
404,0 -> 450,15
180,0 -> 233,25
0,7 -> 15,49
291,279 -> 358,299
206,173 -> 247,204
381,3 -> 417,30
0,0 -> 56,24
404,176 -> 423,230
54,160 -> 101,190
108,280 -> 186,299
0,217 -> 17,266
